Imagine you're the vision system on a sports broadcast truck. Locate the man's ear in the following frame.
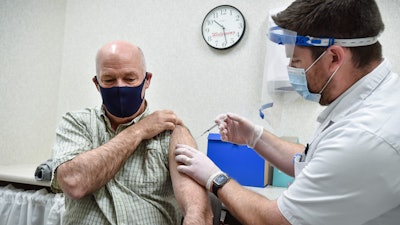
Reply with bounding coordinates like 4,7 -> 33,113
327,45 -> 345,72
144,72 -> 153,89
92,76 -> 100,91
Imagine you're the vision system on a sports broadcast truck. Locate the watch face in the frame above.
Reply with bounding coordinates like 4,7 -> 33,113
201,5 -> 246,50
214,174 -> 229,185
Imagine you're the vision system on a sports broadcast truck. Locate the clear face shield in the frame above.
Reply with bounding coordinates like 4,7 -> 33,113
259,26 -> 300,123
260,24 -> 379,121
268,26 -> 297,62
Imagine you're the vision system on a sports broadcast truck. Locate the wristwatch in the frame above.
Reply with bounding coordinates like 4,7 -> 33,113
212,173 -> 231,197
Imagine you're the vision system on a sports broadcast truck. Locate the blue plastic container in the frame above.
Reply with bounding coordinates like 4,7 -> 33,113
207,133 -> 269,187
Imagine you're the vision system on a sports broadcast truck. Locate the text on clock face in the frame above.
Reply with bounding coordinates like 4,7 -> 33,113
212,31 -> 235,37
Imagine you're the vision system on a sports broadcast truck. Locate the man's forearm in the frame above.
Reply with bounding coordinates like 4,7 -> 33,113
254,131 -> 304,176
56,125 -> 142,199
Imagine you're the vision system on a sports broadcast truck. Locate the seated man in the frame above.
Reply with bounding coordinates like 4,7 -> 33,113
51,40 -> 212,225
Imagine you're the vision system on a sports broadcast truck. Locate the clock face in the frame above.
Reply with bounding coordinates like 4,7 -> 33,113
201,5 -> 246,50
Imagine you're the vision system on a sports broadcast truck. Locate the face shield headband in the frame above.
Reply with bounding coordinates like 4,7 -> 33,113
268,26 -> 379,59
268,26 -> 379,47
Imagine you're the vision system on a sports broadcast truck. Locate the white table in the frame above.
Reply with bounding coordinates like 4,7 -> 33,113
0,163 -> 50,187
246,185 -> 287,199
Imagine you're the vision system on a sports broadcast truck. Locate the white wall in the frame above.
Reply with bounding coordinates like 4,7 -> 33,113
1,0 -> 399,165
0,0 -> 66,165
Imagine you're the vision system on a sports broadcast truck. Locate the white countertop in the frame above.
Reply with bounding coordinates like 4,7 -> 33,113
246,185 -> 286,200
0,163 -> 50,187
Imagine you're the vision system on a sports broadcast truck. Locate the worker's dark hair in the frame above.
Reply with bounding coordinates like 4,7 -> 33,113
272,0 -> 384,68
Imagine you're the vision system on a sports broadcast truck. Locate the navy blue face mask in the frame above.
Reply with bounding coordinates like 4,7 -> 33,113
98,73 -> 147,118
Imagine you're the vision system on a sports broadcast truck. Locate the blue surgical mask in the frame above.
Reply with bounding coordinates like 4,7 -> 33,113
98,73 -> 147,118
287,51 -> 340,102
288,66 -> 322,102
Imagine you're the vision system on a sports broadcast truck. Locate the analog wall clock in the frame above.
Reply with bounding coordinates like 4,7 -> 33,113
201,5 -> 246,50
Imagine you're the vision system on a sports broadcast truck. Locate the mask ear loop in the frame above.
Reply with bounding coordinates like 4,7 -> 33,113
305,50 -> 327,72
318,64 -> 341,94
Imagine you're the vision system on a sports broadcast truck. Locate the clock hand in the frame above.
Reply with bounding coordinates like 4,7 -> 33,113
214,20 -> 227,44
223,27 -> 227,43
213,20 -> 225,29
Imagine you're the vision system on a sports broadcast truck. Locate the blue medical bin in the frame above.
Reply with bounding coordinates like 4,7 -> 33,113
207,133 -> 270,187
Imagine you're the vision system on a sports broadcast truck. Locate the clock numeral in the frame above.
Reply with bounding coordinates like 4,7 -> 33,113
221,8 -> 227,15
213,12 -> 218,19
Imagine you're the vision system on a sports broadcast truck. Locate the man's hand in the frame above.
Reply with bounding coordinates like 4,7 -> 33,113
134,110 -> 182,140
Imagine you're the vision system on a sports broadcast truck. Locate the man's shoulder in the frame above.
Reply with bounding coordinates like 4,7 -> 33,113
57,107 -> 105,132
62,106 -> 102,120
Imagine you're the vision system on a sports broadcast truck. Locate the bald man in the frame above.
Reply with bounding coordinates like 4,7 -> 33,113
51,41 -> 212,225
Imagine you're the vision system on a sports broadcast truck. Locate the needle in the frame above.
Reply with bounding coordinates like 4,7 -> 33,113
197,124 -> 218,139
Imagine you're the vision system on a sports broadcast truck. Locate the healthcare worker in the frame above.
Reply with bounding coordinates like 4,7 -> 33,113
174,0 -> 400,224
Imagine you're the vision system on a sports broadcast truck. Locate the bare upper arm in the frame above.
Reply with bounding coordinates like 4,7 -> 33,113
168,125 -> 212,220
168,125 -> 197,182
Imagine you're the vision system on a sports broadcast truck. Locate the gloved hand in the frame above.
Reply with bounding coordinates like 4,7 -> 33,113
175,144 -> 222,191
215,113 -> 263,148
